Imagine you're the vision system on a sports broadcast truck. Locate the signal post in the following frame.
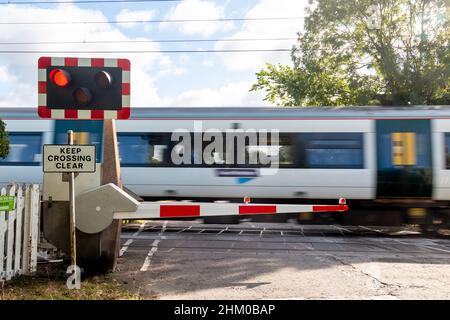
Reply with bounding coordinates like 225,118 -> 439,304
39,56 -> 131,272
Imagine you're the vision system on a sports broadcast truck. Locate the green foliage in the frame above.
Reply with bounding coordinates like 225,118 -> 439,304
251,0 -> 450,106
0,119 -> 9,159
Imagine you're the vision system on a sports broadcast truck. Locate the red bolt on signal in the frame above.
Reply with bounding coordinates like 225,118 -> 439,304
49,69 -> 71,87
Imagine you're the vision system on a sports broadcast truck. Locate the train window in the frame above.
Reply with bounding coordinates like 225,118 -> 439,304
0,133 -> 42,166
298,133 -> 363,169
200,132 -> 294,167
118,133 -> 169,166
445,134 -> 450,169
245,134 -> 294,167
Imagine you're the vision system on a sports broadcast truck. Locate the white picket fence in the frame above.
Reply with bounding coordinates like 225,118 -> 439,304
0,184 -> 40,281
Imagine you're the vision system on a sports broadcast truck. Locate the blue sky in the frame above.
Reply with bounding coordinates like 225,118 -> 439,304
0,0 -> 308,107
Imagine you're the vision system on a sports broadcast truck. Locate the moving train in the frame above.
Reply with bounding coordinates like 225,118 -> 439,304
1,106 -> 450,229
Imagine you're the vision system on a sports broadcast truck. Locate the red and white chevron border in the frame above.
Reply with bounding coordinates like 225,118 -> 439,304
38,56 -> 130,120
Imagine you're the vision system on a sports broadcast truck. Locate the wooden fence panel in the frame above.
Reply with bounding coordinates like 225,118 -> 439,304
0,184 -> 40,281
0,187 -> 6,279
5,184 -> 16,280
14,186 -> 24,277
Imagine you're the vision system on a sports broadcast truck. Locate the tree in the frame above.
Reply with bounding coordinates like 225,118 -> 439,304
251,0 -> 449,106
0,119 -> 9,159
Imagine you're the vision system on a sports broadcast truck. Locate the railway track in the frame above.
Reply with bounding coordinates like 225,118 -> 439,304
121,221 -> 440,238
119,221 -> 450,257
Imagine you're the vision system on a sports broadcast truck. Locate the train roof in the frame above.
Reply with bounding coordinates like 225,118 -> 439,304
2,105 -> 450,120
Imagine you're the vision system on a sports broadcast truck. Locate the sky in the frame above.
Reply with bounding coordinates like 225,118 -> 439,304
0,0 -> 308,108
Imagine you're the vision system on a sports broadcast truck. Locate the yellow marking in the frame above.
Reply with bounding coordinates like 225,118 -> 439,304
408,208 -> 426,218
73,132 -> 89,145
391,132 -> 417,166
404,132 -> 416,165
392,132 -> 404,165
299,212 -> 312,221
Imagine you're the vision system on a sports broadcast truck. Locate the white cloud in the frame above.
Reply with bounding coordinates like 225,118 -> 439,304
157,67 -> 187,78
0,83 -> 35,108
215,0 -> 308,71
160,0 -> 234,37
162,81 -> 269,107
115,9 -> 156,29
178,54 -> 191,65
0,66 -> 29,108
0,66 -> 17,82
131,69 -> 161,107
202,58 -> 214,67
0,4 -> 186,108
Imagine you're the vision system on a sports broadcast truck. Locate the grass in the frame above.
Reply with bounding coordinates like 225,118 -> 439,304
0,264 -> 144,300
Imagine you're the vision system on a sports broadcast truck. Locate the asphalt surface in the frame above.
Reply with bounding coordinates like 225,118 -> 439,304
114,220 -> 450,299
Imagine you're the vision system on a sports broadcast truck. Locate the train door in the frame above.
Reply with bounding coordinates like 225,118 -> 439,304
376,120 -> 432,198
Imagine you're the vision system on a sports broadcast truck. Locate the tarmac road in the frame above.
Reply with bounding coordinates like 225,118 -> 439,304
114,221 -> 450,299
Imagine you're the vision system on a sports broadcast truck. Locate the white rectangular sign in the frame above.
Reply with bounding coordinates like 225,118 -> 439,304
43,144 -> 96,173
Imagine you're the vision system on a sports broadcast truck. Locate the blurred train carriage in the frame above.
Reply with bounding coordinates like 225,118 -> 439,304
1,106 -> 450,230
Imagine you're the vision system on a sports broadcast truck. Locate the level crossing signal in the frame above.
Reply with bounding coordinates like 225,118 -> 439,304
38,57 -> 130,120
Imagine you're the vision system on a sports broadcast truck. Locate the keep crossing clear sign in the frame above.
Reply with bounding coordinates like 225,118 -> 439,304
43,145 -> 96,173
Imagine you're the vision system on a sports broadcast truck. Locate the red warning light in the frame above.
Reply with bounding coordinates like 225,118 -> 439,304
49,69 -> 71,87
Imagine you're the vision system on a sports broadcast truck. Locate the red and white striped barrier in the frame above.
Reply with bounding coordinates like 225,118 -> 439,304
75,184 -> 349,233
113,198 -> 348,220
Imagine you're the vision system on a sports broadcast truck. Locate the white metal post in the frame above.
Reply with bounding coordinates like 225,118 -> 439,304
68,130 -> 78,280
